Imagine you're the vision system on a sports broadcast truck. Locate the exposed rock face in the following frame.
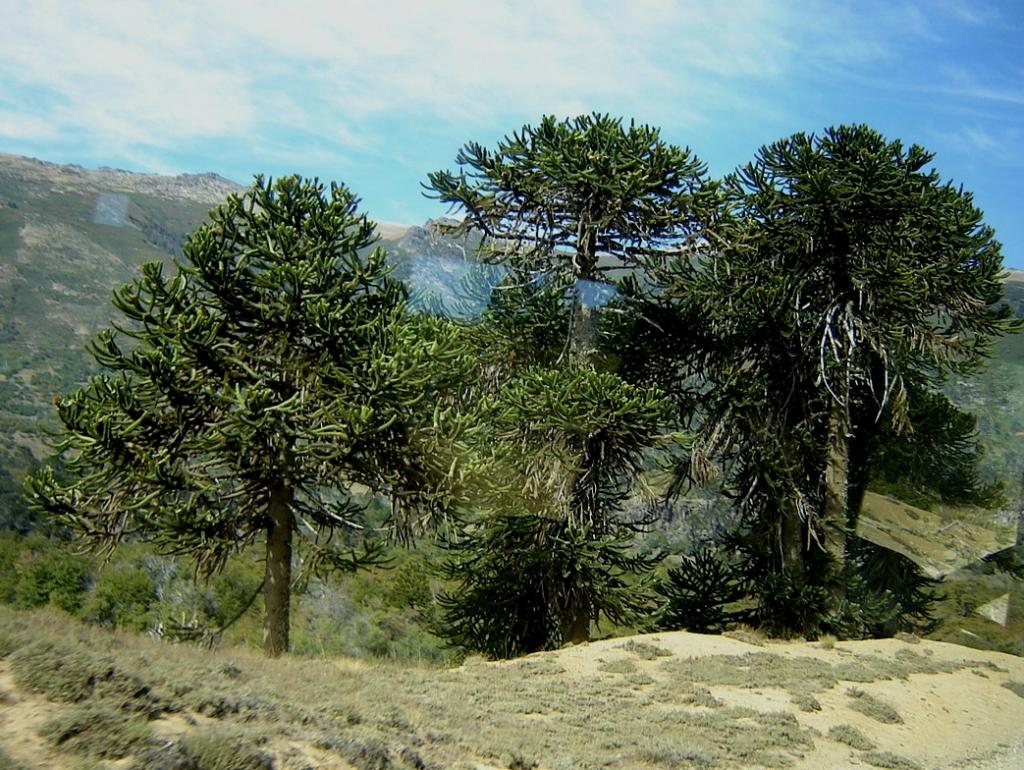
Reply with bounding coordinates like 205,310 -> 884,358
0,152 -> 240,204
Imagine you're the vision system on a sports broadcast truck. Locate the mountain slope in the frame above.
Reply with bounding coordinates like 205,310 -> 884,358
0,154 -> 243,526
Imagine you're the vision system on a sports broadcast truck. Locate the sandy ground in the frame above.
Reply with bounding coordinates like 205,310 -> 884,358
544,632 -> 1024,770
0,625 -> 1021,770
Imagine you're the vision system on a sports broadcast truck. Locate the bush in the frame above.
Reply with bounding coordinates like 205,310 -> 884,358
40,702 -> 154,758
181,730 -> 272,770
437,513 -> 658,658
655,549 -> 751,633
827,723 -> 875,750
844,539 -> 942,637
14,548 -> 92,613
80,564 -> 157,631
846,688 -> 902,724
10,639 -> 166,715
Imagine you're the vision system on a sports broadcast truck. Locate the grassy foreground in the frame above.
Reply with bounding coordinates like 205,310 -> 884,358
0,608 -> 1022,770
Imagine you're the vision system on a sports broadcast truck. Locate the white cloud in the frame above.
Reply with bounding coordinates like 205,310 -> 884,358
0,109 -> 60,141
0,1 -> 883,151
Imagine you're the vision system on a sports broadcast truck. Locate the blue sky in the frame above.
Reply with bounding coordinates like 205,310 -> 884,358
2,1 -> 1022,265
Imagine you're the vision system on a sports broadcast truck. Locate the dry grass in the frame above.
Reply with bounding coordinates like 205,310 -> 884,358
860,751 -> 922,770
845,688 -> 902,724
827,723 -> 875,750
0,607 -> 1020,770
39,702 -> 154,759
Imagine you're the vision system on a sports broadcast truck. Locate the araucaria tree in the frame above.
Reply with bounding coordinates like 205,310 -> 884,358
26,176 -> 467,656
667,125 -> 1016,633
427,112 -> 718,363
427,114 -> 715,652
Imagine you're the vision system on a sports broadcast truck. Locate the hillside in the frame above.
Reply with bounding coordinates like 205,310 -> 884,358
0,608 -> 1022,770
0,154 -> 241,527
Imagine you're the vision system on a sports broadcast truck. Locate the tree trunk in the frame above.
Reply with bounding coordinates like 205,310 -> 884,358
563,600 -> 591,644
780,509 -> 805,584
822,399 -> 850,608
263,484 -> 293,657
568,288 -> 599,364
567,221 -> 600,366
556,227 -> 600,645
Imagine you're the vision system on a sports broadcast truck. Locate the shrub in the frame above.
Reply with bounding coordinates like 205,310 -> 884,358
846,688 -> 902,724
80,564 -> 157,631
0,629 -> 24,658
1001,680 -> 1024,698
438,513 -> 658,658
181,730 -> 273,770
861,751 -> 922,770
827,723 -> 875,750
10,639 -> 166,715
40,702 -> 154,758
656,549 -> 750,634
14,548 -> 92,613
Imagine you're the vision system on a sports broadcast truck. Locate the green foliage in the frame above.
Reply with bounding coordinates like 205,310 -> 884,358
426,112 -> 716,284
80,563 -> 157,631
868,386 -> 1003,510
438,513 -> 659,658
181,730 -> 272,770
844,540 -> 942,637
13,547 -> 91,614
25,175 -> 472,655
648,123 -> 1018,635
656,549 -> 752,634
437,365 -> 674,656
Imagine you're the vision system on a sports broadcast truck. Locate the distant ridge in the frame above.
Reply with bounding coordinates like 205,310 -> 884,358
0,152 -> 241,205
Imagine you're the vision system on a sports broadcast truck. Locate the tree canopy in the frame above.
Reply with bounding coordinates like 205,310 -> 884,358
654,124 -> 1017,632
427,112 -> 718,362
26,175 -> 469,655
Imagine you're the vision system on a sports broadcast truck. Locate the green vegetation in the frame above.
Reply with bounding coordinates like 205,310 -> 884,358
181,730 -> 273,770
646,124 -> 1015,637
25,175 -> 471,656
427,114 -> 712,653
860,751 -> 922,770
845,688 -> 902,724
827,723 -> 875,750
3,116 -> 1022,670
